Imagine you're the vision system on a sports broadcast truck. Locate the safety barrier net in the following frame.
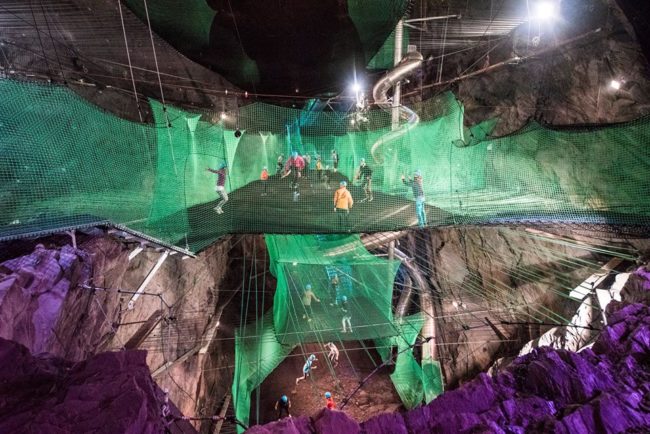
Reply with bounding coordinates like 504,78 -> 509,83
232,234 -> 442,431
2,78 -> 650,252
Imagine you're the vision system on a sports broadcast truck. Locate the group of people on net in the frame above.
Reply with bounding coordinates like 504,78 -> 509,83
206,149 -> 428,228
275,341 -> 339,420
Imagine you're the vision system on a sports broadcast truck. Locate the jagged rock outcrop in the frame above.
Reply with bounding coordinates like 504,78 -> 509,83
247,300 -> 650,433
0,337 -> 195,434
0,234 -> 263,434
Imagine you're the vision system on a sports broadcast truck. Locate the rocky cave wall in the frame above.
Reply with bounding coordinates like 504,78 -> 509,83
0,232 -> 273,434
412,0 -> 650,135
1,226 -> 648,432
398,226 -> 648,388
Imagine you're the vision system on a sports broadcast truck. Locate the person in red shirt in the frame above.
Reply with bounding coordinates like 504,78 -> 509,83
281,151 -> 305,190
324,392 -> 335,409
260,166 -> 269,196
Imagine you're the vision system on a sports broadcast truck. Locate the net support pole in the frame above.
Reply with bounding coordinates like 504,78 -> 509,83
129,250 -> 169,308
392,19 -> 404,130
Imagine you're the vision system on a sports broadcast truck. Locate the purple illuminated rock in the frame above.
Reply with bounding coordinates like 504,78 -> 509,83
249,302 -> 650,433
0,338 -> 194,434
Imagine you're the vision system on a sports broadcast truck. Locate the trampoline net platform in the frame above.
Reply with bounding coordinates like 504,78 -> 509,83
1,79 -> 650,251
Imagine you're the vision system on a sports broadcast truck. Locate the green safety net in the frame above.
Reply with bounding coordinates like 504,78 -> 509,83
2,78 -> 650,251
374,313 -> 443,409
232,234 -> 441,431
266,234 -> 400,344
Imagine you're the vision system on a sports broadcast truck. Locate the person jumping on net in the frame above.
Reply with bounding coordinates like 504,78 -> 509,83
281,151 -> 305,190
402,169 -> 427,228
334,180 -> 354,232
206,162 -> 228,214
324,392 -> 336,410
355,158 -> 373,202
302,283 -> 321,321
296,354 -> 318,385
340,295 -> 352,333
274,395 -> 291,419
324,342 -> 339,367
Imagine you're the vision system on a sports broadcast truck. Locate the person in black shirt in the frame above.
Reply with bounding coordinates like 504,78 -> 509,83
274,395 -> 291,419
356,158 -> 373,202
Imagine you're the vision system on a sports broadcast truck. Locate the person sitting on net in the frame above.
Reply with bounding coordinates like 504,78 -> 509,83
206,162 -> 228,214
296,354 -> 318,385
274,395 -> 291,419
324,392 -> 336,410
402,170 -> 427,228
333,180 -> 354,231
302,283 -> 321,321
325,342 -> 339,367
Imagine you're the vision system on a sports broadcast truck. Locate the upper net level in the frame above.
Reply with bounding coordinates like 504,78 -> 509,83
2,79 -> 650,252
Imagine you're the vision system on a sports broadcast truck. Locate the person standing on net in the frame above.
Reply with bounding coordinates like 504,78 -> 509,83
206,162 -> 228,214
324,392 -> 336,410
274,395 -> 291,419
340,295 -> 352,333
333,180 -> 353,231
276,154 -> 284,175
331,149 -> 339,173
260,166 -> 269,196
355,158 -> 373,202
402,170 -> 427,228
301,283 -> 321,321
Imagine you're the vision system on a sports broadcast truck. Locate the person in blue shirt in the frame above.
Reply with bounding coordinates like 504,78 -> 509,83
295,354 -> 318,385
402,170 -> 427,228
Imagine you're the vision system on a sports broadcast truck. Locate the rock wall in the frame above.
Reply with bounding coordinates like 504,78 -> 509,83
0,232 -> 258,433
0,337 -> 195,434
412,226 -> 632,387
413,0 -> 650,135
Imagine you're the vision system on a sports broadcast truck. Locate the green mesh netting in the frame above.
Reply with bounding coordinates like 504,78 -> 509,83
2,78 -> 650,251
232,234 -> 442,431
0,79 -> 156,238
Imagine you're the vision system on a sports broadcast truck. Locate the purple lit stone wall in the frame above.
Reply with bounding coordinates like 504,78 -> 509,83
248,300 -> 650,434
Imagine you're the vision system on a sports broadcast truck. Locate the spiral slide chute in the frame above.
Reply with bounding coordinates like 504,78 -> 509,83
370,51 -> 423,163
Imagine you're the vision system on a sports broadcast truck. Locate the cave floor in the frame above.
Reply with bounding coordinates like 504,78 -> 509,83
250,341 -> 402,426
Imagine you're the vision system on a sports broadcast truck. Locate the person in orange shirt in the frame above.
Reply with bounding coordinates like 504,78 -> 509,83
260,166 -> 269,196
324,392 -> 336,410
333,180 -> 353,231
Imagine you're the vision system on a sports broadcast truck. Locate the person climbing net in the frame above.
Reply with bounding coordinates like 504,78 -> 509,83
324,342 -> 339,367
295,354 -> 318,385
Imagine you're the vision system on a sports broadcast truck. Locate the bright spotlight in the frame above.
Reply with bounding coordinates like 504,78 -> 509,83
220,112 -> 227,120
610,80 -> 621,90
350,82 -> 361,94
533,1 -> 558,21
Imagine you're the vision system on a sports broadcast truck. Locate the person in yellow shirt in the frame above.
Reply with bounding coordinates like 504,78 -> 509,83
333,180 -> 353,231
